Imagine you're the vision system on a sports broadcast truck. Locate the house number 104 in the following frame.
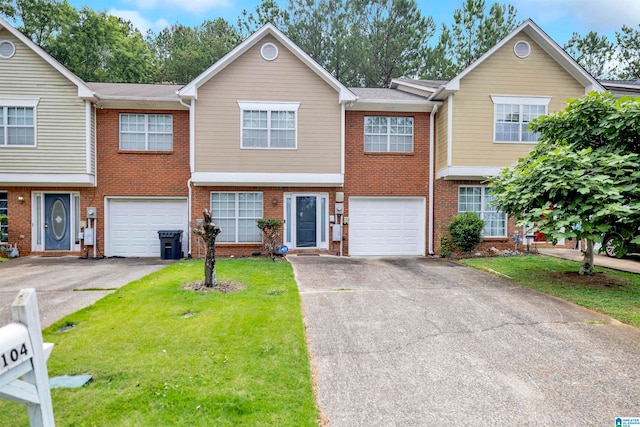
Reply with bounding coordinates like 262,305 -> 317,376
1,343 -> 29,368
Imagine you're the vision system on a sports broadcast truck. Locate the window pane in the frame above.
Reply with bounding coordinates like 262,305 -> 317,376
0,192 -> 7,242
120,114 -> 145,132
148,133 -> 172,150
120,133 -> 145,150
495,123 -> 519,142
458,187 -> 482,212
7,127 -> 34,145
211,192 -> 263,243
7,107 -> 33,125
270,129 -> 295,147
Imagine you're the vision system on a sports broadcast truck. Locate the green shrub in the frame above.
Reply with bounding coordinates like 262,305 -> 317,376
439,235 -> 453,258
448,212 -> 485,253
0,214 -> 6,241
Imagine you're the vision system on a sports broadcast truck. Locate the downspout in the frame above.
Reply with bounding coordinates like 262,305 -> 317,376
180,97 -> 194,257
428,105 -> 438,256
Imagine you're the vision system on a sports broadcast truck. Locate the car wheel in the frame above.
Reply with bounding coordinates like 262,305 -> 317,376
604,235 -> 623,258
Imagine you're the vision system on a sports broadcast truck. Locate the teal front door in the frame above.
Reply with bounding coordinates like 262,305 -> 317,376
44,194 -> 71,250
296,196 -> 316,248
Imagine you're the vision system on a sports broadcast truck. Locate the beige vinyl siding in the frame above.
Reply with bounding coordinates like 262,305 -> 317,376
451,33 -> 585,168
0,29 -> 87,173
194,35 -> 341,174
435,98 -> 449,171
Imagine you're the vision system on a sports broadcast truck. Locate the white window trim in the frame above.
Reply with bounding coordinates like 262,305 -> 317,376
491,95 -> 551,144
237,101 -> 300,150
119,113 -> 173,151
364,116 -> 414,153
0,190 -> 7,243
0,98 -> 39,148
458,185 -> 508,238
210,191 -> 263,244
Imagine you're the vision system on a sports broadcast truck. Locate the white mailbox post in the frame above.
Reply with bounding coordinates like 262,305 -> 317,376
0,289 -> 54,426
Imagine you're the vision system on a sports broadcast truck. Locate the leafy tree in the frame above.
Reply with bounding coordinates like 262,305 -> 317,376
564,31 -> 615,79
489,92 -> 640,275
237,0 -> 289,36
348,0 -> 435,87
448,212 -> 485,253
615,24 -> 640,79
7,0 -> 75,48
193,209 -> 222,287
147,19 -> 240,84
426,0 -> 518,79
48,7 -> 151,82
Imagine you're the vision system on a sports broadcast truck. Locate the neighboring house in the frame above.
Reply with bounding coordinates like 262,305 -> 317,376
391,19 -> 604,252
0,18 -> 615,258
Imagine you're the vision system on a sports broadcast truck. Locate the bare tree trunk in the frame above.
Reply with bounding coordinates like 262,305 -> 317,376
194,209 -> 221,288
579,239 -> 594,275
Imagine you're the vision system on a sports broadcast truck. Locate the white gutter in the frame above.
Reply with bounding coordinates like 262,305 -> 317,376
428,105 -> 438,256
179,97 -> 195,256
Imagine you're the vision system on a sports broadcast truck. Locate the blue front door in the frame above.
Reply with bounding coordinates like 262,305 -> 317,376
296,196 -> 316,248
44,194 -> 71,250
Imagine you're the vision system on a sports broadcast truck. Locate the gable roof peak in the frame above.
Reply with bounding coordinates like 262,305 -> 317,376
0,17 -> 95,99
178,23 -> 356,103
432,18 -> 603,100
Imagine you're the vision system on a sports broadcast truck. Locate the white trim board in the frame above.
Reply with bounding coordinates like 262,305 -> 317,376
191,172 -> 344,187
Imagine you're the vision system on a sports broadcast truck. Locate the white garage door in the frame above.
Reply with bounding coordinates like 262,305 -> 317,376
349,197 -> 425,256
108,199 -> 188,257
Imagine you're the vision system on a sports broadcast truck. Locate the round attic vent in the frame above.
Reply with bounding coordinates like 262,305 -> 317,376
261,42 -> 278,61
514,40 -> 531,59
0,40 -> 16,59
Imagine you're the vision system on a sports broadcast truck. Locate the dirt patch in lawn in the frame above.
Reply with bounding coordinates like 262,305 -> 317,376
183,280 -> 246,293
548,271 -> 631,289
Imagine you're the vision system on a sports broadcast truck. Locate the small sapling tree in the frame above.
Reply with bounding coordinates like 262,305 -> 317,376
193,209 -> 221,287
448,212 -> 485,254
257,218 -> 283,261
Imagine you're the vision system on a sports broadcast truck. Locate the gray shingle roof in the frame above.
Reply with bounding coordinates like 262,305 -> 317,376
88,82 -> 183,100
349,87 -> 429,101
394,78 -> 449,89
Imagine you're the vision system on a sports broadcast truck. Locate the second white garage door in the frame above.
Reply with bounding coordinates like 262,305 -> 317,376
107,198 -> 188,257
349,197 -> 425,256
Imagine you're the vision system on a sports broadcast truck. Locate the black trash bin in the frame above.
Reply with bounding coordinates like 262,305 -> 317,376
157,230 -> 183,260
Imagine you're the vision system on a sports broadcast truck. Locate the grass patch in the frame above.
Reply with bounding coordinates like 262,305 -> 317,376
461,255 -> 640,327
0,259 -> 318,426
0,257 -> 8,262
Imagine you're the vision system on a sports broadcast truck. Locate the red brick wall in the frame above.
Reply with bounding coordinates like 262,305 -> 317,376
4,108 -> 190,257
89,108 -> 191,256
190,186 -> 342,258
342,110 -> 431,255
433,178 -> 573,255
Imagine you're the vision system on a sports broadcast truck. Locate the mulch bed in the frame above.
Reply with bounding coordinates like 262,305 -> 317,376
548,271 -> 631,290
183,280 -> 246,293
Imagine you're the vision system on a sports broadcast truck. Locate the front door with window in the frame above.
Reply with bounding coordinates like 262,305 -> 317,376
44,194 -> 71,250
296,196 -> 317,247
284,193 -> 328,250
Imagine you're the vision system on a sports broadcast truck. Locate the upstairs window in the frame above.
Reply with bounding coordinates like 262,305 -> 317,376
0,99 -> 38,146
491,96 -> 550,143
238,102 -> 299,149
120,113 -> 173,151
364,116 -> 413,152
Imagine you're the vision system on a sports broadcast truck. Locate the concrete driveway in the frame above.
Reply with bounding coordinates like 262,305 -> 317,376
290,256 -> 640,426
0,256 -> 172,327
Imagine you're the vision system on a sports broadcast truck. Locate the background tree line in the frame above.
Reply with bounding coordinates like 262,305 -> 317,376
0,0 -> 637,86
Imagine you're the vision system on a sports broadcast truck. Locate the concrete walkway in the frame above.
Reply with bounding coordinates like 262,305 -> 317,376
291,255 -> 640,426
540,248 -> 640,274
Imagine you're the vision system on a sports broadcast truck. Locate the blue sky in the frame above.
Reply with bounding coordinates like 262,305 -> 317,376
68,0 -> 640,45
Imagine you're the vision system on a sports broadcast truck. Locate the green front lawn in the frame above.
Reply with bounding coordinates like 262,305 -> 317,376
461,255 -> 640,327
0,259 -> 318,426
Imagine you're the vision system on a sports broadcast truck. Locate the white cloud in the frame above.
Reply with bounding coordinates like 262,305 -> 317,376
125,0 -> 230,13
108,9 -> 170,34
512,0 -> 640,33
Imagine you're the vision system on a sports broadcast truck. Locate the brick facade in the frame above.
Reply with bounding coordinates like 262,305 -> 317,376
342,110 -> 431,255
5,108 -> 189,257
